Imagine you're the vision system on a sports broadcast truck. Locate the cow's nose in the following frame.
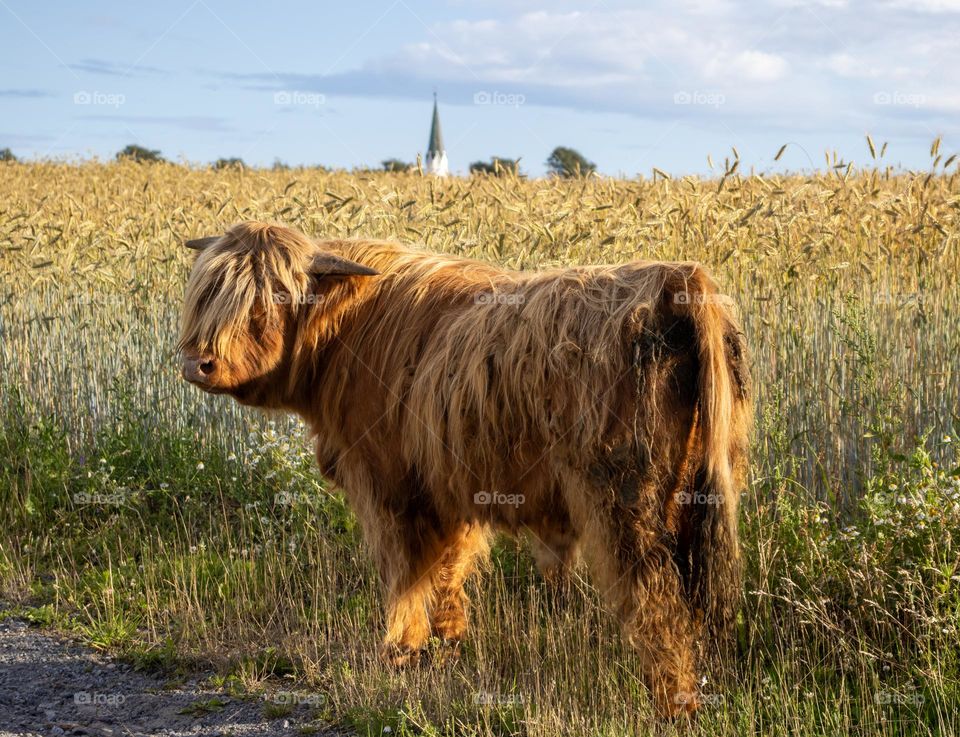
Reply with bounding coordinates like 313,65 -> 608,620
182,353 -> 217,384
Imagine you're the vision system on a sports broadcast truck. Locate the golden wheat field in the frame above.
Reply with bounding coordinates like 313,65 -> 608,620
1,156 -> 959,736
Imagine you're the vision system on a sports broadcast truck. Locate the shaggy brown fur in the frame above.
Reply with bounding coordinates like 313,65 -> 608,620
178,221 -> 751,717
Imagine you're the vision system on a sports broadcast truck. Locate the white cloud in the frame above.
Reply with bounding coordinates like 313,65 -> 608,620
706,50 -> 789,82
824,53 -> 881,79
885,0 -> 960,12
243,1 -> 960,136
774,0 -> 850,8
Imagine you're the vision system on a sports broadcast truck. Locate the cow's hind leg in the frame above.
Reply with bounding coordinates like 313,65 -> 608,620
527,501 -> 580,587
563,470 -> 699,718
429,523 -> 489,648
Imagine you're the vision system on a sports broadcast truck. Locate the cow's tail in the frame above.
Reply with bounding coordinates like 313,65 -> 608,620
669,265 -> 751,648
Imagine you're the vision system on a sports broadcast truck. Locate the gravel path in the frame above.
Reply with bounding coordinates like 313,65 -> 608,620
0,618 -> 338,737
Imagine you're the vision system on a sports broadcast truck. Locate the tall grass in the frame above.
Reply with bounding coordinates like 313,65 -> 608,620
1,158 -> 958,735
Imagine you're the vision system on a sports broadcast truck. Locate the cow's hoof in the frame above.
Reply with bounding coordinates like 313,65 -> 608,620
432,637 -> 463,664
380,643 -> 423,668
659,690 -> 700,720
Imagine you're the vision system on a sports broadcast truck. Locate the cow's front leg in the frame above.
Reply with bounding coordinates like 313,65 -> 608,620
372,510 -> 445,666
380,565 -> 435,666
341,468 -> 443,666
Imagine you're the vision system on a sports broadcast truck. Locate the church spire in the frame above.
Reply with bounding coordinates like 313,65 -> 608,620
425,92 -> 448,176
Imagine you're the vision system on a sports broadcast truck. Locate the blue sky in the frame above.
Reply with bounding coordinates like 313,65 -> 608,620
1,0 -> 957,176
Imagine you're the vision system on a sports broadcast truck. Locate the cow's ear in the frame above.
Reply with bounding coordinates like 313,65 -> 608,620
185,236 -> 221,250
308,253 -> 378,277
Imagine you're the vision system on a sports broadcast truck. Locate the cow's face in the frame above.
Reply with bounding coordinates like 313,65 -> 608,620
178,222 -> 377,406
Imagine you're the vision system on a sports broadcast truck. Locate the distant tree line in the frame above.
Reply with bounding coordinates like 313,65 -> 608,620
1,144 -> 599,177
469,157 -> 520,176
382,158 -> 414,173
116,144 -> 164,163
213,157 -> 244,170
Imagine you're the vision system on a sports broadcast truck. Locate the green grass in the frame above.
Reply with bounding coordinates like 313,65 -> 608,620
2,298 -> 956,735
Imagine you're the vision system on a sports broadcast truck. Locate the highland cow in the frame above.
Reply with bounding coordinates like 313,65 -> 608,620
178,221 -> 750,717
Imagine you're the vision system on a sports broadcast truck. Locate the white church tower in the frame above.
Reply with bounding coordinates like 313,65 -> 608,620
425,93 -> 449,176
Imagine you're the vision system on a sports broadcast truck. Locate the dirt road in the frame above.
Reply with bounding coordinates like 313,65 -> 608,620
0,618 -> 337,737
